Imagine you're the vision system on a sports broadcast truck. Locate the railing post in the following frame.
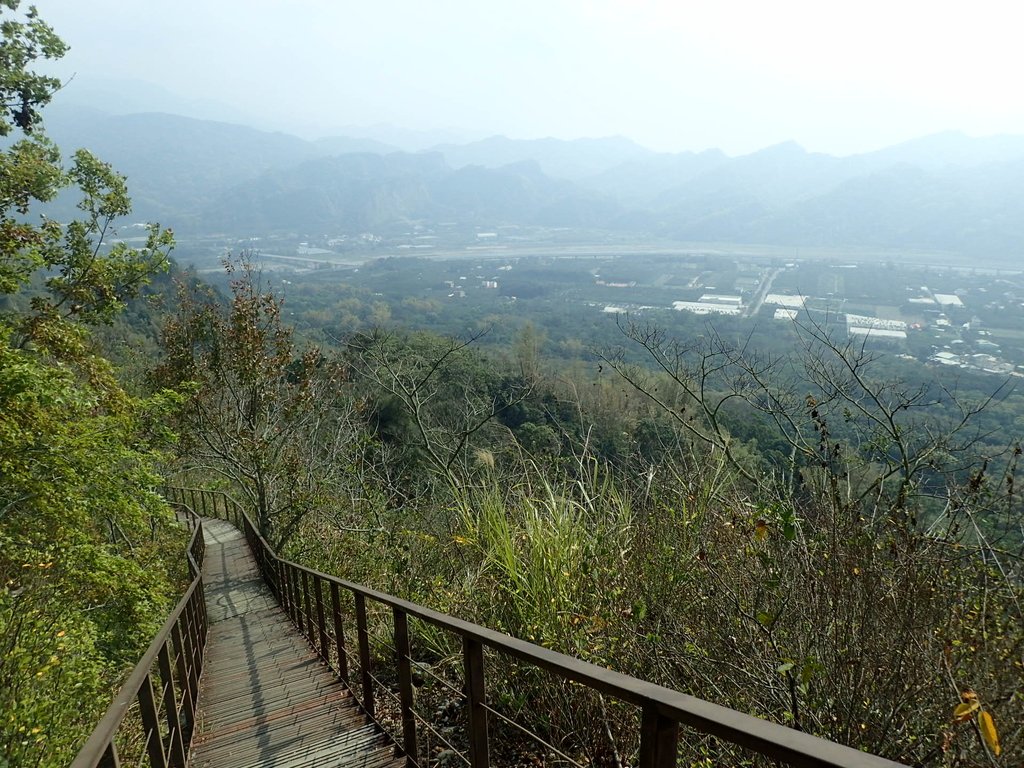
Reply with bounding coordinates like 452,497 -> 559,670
273,557 -> 284,600
278,561 -> 290,616
283,563 -> 293,624
463,637 -> 489,768
170,622 -> 196,738
637,704 -> 678,768
301,570 -> 315,640
268,549 -> 278,597
289,564 -> 302,627
157,642 -> 187,768
354,593 -> 375,718
393,608 -> 418,764
181,599 -> 201,714
247,519 -> 259,575
330,581 -> 349,682
137,673 -> 168,768
260,543 -> 272,594
266,552 -> 273,594
315,577 -> 330,662
194,577 -> 208,652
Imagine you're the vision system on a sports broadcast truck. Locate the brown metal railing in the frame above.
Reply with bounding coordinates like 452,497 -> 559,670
69,502 -> 208,768
166,487 -> 908,768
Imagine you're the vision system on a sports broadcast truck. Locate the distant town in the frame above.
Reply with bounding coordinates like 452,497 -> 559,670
176,226 -> 1024,378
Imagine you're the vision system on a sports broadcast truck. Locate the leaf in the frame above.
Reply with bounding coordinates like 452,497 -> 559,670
978,710 -> 1000,756
800,660 -> 821,685
776,661 -> 795,675
754,520 -> 769,541
778,505 -> 798,541
952,701 -> 979,722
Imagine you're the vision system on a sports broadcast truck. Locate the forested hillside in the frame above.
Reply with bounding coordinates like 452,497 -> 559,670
156,256 -> 1022,766
1,4 -> 1022,767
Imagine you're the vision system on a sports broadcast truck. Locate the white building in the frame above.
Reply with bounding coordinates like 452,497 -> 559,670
764,294 -> 806,308
848,326 -> 907,344
673,301 -> 742,316
845,314 -> 908,331
933,293 -> 964,307
699,294 -> 743,306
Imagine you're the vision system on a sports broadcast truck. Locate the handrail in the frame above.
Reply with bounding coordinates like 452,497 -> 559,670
70,501 -> 208,768
168,486 -> 909,768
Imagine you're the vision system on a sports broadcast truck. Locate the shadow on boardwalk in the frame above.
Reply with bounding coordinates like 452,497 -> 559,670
190,519 -> 402,768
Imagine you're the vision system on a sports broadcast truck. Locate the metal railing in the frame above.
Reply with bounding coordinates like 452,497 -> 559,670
165,487 -> 908,768
70,502 -> 208,768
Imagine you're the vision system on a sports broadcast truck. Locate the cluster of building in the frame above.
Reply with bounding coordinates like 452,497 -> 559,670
931,350 -> 1016,375
599,262 -> 1021,377
764,294 -> 805,321
670,292 -> 813,318
442,273 -> 501,298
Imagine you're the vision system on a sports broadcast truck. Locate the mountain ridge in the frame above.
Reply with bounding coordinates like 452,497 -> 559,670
36,104 -> 1024,257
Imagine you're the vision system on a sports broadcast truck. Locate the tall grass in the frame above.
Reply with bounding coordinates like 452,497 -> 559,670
282,442 -> 1022,765
455,462 -> 636,659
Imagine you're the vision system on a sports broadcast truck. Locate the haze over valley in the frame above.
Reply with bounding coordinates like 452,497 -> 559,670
38,79 -> 1024,391
39,97 -> 1024,263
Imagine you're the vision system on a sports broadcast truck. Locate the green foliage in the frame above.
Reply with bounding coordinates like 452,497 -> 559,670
250,308 -> 1023,764
36,150 -> 174,326
0,1 -> 66,137
157,256 -> 366,547
0,8 -> 173,338
182,254 -> 1024,764
0,330 -> 186,765
0,133 -> 63,297
456,466 -> 635,661
0,5 -> 183,764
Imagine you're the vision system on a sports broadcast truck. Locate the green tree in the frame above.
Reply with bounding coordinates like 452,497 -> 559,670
157,256 -> 366,547
0,4 -> 180,764
0,1 -> 65,136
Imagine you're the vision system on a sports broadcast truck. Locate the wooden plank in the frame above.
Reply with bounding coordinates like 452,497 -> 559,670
190,519 -> 403,768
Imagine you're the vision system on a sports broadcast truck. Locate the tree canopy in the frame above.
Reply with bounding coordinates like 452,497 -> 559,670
0,4 -> 181,764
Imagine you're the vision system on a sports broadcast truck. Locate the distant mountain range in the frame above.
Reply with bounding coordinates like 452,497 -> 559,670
36,103 -> 1024,259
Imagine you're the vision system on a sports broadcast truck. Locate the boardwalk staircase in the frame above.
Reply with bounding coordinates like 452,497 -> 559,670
70,488 -> 908,768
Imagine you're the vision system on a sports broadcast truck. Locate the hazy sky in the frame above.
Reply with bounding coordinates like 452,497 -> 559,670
36,0 -> 1024,155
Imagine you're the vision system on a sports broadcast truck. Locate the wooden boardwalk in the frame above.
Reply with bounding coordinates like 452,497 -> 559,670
189,519 -> 403,768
